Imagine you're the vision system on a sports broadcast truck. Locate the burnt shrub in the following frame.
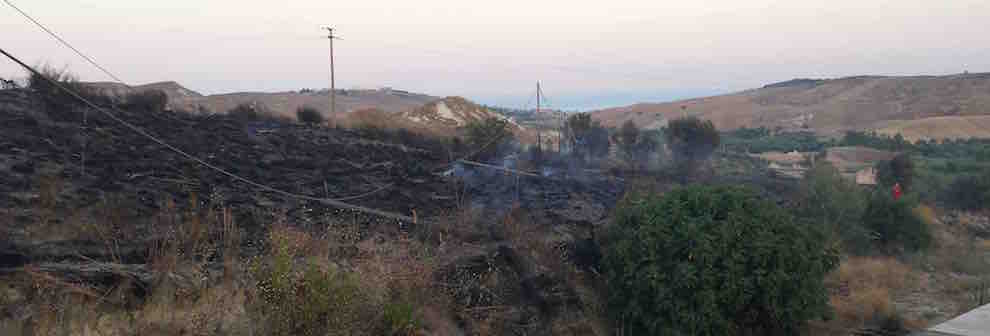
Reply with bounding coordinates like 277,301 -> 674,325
0,77 -> 18,89
614,120 -> 660,170
463,117 -> 515,162
603,186 -> 838,335
228,102 -> 282,122
945,171 -> 990,210
876,153 -> 914,192
123,90 -> 168,112
665,116 -> 720,175
26,65 -> 111,116
566,112 -> 611,161
296,105 -> 324,125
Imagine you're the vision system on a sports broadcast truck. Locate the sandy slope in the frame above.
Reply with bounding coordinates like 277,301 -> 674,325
592,73 -> 990,139
873,116 -> 990,141
84,81 -> 437,117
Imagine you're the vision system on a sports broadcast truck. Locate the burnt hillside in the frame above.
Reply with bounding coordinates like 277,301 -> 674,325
0,88 -> 456,239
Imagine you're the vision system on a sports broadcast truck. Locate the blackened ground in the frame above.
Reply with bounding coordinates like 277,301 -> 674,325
0,88 -> 456,251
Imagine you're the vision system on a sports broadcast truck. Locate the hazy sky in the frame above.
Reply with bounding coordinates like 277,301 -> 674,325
3,0 -> 989,110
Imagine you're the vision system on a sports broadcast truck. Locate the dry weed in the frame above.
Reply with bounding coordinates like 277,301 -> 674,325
830,256 -> 912,291
825,257 -> 915,331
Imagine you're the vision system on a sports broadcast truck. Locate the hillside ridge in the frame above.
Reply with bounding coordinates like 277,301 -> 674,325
592,72 -> 990,140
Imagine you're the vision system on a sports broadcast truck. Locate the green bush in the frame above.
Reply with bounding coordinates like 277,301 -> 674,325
722,128 -> 827,153
861,193 -> 932,251
250,230 -> 367,336
296,105 -> 324,125
603,186 -> 838,335
796,163 -> 872,253
382,297 -> 422,335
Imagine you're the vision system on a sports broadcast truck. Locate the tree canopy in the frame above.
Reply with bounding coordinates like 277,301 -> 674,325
666,117 -> 720,174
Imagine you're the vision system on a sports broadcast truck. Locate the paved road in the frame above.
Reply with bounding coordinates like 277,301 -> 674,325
915,303 -> 990,336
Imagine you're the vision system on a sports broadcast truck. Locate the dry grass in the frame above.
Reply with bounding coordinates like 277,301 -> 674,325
830,257 -> 912,292
490,205 -> 608,336
1,206 -> 450,335
1,189 -> 258,336
823,257 -> 916,331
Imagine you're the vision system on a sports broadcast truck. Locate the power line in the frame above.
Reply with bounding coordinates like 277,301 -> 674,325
1,3 -> 408,216
3,0 -> 667,109
1,1 -> 510,218
2,2 -> 540,216
0,47 -> 416,223
3,0 -> 125,83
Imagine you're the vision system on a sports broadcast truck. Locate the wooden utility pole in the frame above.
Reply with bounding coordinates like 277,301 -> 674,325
536,81 -> 541,115
536,81 -> 542,151
323,26 -> 339,126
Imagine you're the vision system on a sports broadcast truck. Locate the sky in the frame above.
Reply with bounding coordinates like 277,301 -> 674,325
2,0 -> 990,110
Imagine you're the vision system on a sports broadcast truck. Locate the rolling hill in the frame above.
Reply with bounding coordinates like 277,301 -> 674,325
83,81 -> 438,118
592,73 -> 990,140
86,81 -> 203,100
81,81 -> 537,142
342,96 -> 536,142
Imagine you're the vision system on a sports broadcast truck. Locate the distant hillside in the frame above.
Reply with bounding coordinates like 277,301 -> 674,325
874,116 -> 990,142
184,88 -> 437,118
86,81 -> 203,100
83,81 -> 437,118
343,96 -> 536,143
485,105 -> 567,131
592,73 -> 990,140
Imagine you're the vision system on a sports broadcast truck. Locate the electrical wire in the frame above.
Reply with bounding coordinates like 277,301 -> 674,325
0,47 -> 415,223
3,0 -> 126,83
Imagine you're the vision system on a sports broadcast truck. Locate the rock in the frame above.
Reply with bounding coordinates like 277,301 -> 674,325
945,211 -> 990,238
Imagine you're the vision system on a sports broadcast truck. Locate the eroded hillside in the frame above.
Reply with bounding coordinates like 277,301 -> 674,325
593,73 -> 990,139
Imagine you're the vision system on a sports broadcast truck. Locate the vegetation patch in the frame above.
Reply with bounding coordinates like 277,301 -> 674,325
603,186 -> 838,335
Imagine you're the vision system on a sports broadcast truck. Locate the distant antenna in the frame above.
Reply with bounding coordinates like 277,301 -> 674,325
323,26 -> 341,126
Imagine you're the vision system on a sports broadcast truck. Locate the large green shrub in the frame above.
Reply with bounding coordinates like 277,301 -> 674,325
862,193 -> 933,251
603,186 -> 838,335
796,163 -> 871,253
